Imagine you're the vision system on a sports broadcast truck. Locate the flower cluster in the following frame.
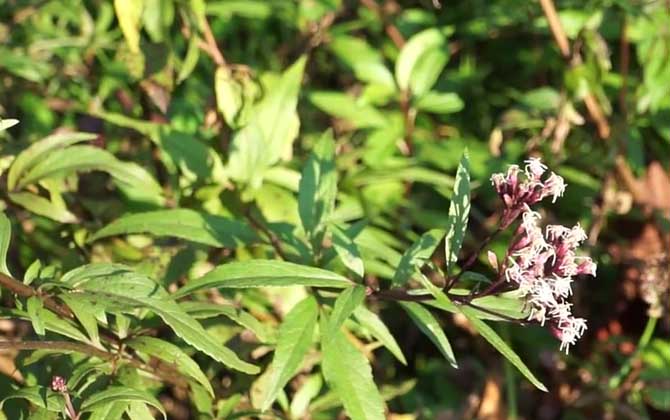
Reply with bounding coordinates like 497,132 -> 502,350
491,158 -> 596,354
491,158 -> 566,228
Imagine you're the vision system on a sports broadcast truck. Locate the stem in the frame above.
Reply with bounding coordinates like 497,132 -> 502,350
608,316 -> 658,390
446,226 -> 502,290
244,207 -> 289,261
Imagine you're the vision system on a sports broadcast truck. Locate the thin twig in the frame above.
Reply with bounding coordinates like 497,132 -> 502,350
0,272 -> 73,319
244,208 -> 289,261
201,17 -> 226,67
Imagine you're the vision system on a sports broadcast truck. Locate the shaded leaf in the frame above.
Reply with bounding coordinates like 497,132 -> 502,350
81,386 -> 165,419
400,301 -> 457,368
353,305 -> 406,365
444,151 -> 470,274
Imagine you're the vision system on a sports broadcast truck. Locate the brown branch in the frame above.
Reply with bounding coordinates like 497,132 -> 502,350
0,272 -> 73,319
244,208 -> 289,261
539,0 -> 611,139
360,0 -> 405,48
201,18 -> 226,67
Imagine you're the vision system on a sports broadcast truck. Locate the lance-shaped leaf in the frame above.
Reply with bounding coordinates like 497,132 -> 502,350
459,305 -> 547,392
174,260 -> 353,298
328,286 -> 366,334
260,296 -> 318,411
395,28 -> 445,91
321,315 -> 385,420
445,151 -> 470,275
400,301 -> 457,368
353,305 -> 407,365
81,386 -> 165,419
299,130 -> 337,241
0,212 -> 12,276
393,229 -> 445,285
331,224 -> 364,278
88,209 -> 257,248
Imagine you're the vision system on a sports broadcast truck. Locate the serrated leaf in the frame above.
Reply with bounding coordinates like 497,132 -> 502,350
114,0 -> 144,53
445,151 -> 470,275
174,260 -> 353,297
81,386 -> 165,419
9,192 -> 78,223
7,131 -> 96,191
393,229 -> 444,285
459,305 -> 547,391
400,301 -> 457,368
299,129 -> 337,242
88,208 -> 257,248
331,225 -> 364,277
0,212 -> 12,276
127,336 -> 213,396
328,286 -> 366,333
58,295 -> 102,346
353,306 -> 406,365
321,317 -> 385,420
395,28 -> 445,91
61,264 -> 259,374
260,296 -> 318,411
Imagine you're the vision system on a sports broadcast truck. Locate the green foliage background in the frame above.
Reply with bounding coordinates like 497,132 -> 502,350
0,0 -> 669,419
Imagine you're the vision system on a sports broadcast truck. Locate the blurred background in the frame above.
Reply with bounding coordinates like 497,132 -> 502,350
0,0 -> 669,419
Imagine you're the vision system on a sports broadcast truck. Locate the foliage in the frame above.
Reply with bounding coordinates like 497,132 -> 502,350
0,1 -> 669,419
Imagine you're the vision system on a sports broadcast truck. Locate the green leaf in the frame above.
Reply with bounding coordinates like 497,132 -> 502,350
395,28 -> 445,91
88,209 -> 257,248
126,336 -> 214,396
26,296 -> 46,336
309,91 -> 387,128
409,48 -> 448,97
328,286 -> 366,333
0,212 -> 12,276
353,305 -> 407,365
114,0 -> 145,53
444,151 -> 471,275
174,260 -> 353,297
0,118 -> 19,131
415,91 -> 464,114
331,225 -> 364,278
7,131 -> 96,190
81,386 -> 165,419
321,316 -> 385,420
299,130 -> 338,241
290,374 -> 322,418
61,264 -> 259,374
177,36 -> 200,84
126,401 -> 156,420
393,229 -> 445,285
0,386 -> 65,412
88,402 -> 128,420
215,66 -> 243,127
15,145 -> 163,203
459,305 -> 547,391
180,301 -> 276,343
9,192 -> 78,224
228,57 -> 306,187
260,296 -> 318,411
400,302 -> 457,368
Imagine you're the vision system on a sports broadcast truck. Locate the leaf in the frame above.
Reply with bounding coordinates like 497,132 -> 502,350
59,295 -> 100,346
459,305 -> 547,391
9,192 -> 78,223
260,296 -> 318,411
114,0 -> 145,53
328,286 -> 366,334
393,229 -> 445,285
395,28 -> 445,91
444,151 -> 471,275
61,264 -> 259,374
415,92 -> 464,114
409,48 -> 448,97
331,225 -> 364,278
126,336 -> 214,396
400,302 -> 457,368
88,402 -> 128,420
15,145 -> 163,203
177,36 -> 200,84
298,130 -> 338,241
26,296 -> 46,336
353,305 -> 407,365
215,66 -> 243,127
180,301 -> 276,343
321,317 -> 385,420
126,402 -> 156,420
0,212 -> 12,276
174,260 -> 353,297
0,386 -> 65,412
7,131 -> 96,190
309,91 -> 387,128
0,118 -> 19,131
81,386 -> 166,419
290,374 -> 322,419
88,209 -> 257,248
228,57 -> 306,187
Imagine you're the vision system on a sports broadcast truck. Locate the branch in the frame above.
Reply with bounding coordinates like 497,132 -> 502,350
0,272 -> 73,319
201,17 -> 227,67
